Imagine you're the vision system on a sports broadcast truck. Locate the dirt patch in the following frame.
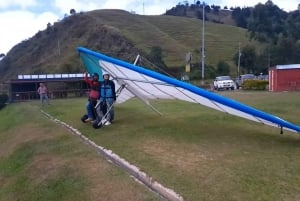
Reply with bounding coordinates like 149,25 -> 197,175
140,138 -> 214,172
27,154 -> 67,184
73,157 -> 149,201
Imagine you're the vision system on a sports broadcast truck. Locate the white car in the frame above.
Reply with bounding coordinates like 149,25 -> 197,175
213,76 -> 235,91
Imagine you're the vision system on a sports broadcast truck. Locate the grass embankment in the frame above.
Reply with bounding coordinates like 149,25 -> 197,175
1,91 -> 300,201
0,102 -> 161,201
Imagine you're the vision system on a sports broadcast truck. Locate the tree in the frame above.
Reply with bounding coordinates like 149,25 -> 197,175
204,5 -> 211,13
46,22 -> 52,34
216,61 -> 230,75
0,93 -> 8,109
150,46 -> 162,61
255,50 -> 271,74
149,46 -> 167,69
270,37 -> 297,64
211,5 -> 220,14
247,2 -> 287,43
70,8 -> 76,15
233,45 -> 257,74
231,7 -> 251,28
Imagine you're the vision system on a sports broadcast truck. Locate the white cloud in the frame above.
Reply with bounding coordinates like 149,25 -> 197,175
0,0 -> 37,9
54,0 -> 102,14
0,10 -> 59,54
101,0 -> 136,10
218,0 -> 299,11
274,0 -> 299,11
53,0 -> 179,16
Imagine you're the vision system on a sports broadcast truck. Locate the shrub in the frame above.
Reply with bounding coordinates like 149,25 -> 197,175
242,80 -> 269,90
0,93 -> 9,109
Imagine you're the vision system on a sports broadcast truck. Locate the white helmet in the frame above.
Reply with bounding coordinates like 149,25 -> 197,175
102,72 -> 109,76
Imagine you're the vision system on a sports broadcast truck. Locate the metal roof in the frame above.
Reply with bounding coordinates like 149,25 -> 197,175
275,64 -> 300,70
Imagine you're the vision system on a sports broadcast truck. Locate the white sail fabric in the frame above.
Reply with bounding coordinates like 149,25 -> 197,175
78,47 -> 300,134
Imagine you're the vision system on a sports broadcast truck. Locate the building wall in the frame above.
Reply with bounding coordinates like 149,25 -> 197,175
8,79 -> 89,102
269,68 -> 300,92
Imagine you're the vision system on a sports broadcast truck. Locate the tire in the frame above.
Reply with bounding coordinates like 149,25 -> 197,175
92,118 -> 102,129
81,114 -> 88,123
110,110 -> 115,122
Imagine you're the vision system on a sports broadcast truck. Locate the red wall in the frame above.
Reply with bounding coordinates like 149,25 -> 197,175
269,68 -> 300,92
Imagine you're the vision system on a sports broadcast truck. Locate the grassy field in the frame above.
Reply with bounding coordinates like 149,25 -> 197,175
0,102 -> 161,201
1,91 -> 300,201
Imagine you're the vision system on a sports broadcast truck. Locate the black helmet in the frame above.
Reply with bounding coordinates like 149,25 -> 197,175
93,73 -> 99,78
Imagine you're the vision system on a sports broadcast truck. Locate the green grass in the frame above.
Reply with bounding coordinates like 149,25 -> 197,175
1,92 -> 300,201
42,92 -> 300,201
87,10 -> 252,67
0,102 -> 161,201
0,167 -> 86,201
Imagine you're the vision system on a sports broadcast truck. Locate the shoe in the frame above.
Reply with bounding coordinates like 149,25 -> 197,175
101,118 -> 107,124
85,118 -> 94,122
104,121 -> 111,126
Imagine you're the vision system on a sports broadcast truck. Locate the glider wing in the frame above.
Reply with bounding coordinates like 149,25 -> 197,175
78,47 -> 300,133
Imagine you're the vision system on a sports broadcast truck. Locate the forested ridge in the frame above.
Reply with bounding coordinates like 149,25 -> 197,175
166,0 -> 300,74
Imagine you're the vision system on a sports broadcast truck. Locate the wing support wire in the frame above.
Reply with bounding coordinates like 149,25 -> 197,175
130,54 -> 162,115
108,54 -> 163,116
95,84 -> 126,127
116,78 -> 162,116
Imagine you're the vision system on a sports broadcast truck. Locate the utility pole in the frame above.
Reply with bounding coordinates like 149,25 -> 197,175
143,2 -> 145,15
57,39 -> 61,57
201,2 -> 205,85
268,51 -> 270,68
237,42 -> 241,77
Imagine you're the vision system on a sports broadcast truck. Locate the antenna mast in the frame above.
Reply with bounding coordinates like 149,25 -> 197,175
201,2 -> 205,84
143,2 -> 145,15
238,42 -> 241,77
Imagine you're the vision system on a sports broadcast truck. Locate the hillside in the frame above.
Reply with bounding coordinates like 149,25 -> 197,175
0,9 -> 252,83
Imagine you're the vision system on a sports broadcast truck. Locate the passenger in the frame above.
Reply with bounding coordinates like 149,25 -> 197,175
84,72 -> 100,122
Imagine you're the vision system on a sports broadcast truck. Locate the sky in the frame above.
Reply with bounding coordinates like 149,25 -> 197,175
0,0 -> 299,55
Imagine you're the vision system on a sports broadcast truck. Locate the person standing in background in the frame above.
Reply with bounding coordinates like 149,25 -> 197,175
37,82 -> 50,105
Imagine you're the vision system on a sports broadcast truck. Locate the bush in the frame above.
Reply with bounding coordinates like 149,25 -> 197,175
0,93 -> 9,109
242,80 -> 269,90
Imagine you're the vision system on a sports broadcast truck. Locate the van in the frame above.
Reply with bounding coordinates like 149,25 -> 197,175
235,74 -> 256,89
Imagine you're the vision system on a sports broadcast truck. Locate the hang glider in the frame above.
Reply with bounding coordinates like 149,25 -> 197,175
78,47 -> 300,134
